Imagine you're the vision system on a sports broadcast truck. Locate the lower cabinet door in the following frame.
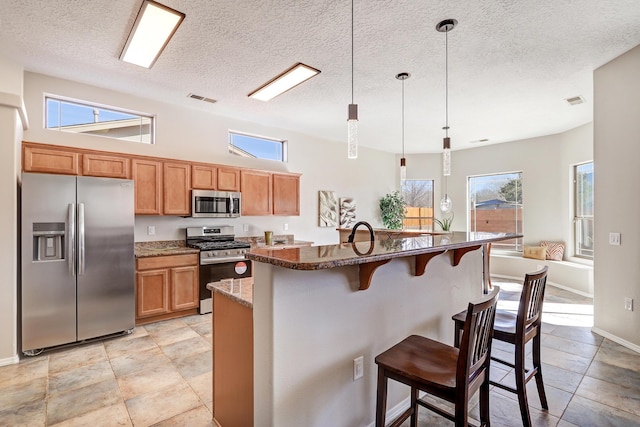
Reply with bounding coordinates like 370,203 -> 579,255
170,265 -> 199,311
136,269 -> 170,318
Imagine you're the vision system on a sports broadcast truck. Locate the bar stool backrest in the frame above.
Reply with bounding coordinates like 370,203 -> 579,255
518,267 -> 549,334
457,287 -> 500,388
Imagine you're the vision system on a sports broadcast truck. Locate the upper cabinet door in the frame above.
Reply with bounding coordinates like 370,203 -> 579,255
241,170 -> 272,216
23,145 -> 80,175
272,173 -> 300,216
217,167 -> 241,191
163,162 -> 191,216
82,153 -> 131,179
192,164 -> 216,190
132,159 -> 163,215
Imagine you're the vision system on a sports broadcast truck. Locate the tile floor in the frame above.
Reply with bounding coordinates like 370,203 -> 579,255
0,280 -> 639,426
0,314 -> 214,426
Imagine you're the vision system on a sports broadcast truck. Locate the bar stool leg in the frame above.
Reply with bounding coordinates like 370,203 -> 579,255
375,368 -> 388,427
514,342 -> 532,427
532,333 -> 548,410
410,387 -> 418,427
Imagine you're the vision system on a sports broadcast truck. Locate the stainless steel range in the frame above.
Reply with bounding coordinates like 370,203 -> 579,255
186,226 -> 252,314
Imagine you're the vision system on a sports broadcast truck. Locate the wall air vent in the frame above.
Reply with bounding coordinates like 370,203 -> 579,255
565,95 -> 585,106
188,93 -> 217,104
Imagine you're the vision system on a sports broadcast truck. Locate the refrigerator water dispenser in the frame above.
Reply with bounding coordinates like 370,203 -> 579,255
32,222 -> 65,261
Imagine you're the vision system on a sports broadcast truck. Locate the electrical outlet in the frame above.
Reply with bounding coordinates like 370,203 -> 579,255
536,264 -> 543,271
147,226 -> 155,236
243,223 -> 249,232
353,356 -> 364,381
283,223 -> 289,231
625,297 -> 634,311
609,232 -> 621,245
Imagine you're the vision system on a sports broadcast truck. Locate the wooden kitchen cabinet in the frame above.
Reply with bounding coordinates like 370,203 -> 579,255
82,153 -> 130,179
132,158 -> 163,215
170,266 -> 199,311
136,254 -> 199,325
217,166 -> 241,191
241,170 -> 272,216
23,144 -> 80,175
136,269 -> 170,318
192,164 -> 216,189
163,162 -> 191,215
272,173 -> 300,216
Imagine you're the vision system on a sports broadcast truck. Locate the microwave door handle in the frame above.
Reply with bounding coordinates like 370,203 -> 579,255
68,203 -> 76,276
229,193 -> 234,216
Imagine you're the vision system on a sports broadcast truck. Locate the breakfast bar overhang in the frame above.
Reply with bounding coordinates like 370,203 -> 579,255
246,232 -> 519,427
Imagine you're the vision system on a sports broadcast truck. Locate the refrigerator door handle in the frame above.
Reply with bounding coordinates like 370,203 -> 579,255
78,203 -> 85,276
68,203 -> 76,276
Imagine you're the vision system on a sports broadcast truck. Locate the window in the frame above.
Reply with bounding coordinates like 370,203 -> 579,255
228,131 -> 286,162
402,180 -> 434,230
45,95 -> 154,144
469,172 -> 523,251
574,162 -> 594,258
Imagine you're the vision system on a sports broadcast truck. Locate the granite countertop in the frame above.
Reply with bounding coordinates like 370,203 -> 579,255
250,240 -> 314,250
246,231 -> 522,270
207,278 -> 254,308
135,240 -> 199,258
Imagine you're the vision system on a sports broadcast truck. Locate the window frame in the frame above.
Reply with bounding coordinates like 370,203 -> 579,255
573,161 -> 594,259
468,171 -> 524,252
228,130 -> 288,162
401,179 -> 435,231
44,94 -> 155,144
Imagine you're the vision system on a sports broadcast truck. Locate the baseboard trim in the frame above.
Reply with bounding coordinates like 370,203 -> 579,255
592,327 -> 640,354
0,354 -> 19,367
491,274 -> 594,298
366,395 -> 411,427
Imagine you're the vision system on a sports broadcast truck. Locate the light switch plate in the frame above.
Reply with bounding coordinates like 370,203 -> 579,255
609,232 -> 621,245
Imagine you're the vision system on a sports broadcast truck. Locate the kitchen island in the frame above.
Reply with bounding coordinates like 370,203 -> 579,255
242,232 -> 518,427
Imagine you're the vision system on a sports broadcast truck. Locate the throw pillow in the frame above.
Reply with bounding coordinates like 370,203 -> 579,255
540,241 -> 565,261
523,246 -> 546,260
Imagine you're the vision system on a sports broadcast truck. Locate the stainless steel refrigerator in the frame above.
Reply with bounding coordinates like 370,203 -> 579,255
21,173 -> 135,354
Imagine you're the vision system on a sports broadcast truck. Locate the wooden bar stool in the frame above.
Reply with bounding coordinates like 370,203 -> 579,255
452,267 -> 548,427
375,287 -> 500,427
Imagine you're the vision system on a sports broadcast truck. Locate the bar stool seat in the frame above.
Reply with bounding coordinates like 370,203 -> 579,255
452,267 -> 549,427
375,287 -> 500,427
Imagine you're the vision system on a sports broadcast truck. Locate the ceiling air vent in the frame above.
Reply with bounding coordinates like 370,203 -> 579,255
565,95 -> 585,106
188,93 -> 217,104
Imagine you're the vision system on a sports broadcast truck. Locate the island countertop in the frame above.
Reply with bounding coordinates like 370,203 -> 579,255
246,231 -> 520,270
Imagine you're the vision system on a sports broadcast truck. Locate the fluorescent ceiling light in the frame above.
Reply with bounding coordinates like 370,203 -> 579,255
120,0 -> 185,68
248,63 -> 321,101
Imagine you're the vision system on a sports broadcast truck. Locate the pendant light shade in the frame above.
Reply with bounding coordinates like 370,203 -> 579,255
437,18 -> 457,213
396,72 -> 410,182
347,0 -> 358,159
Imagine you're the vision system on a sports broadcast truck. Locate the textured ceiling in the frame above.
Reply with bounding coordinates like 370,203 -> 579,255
1,0 -> 640,153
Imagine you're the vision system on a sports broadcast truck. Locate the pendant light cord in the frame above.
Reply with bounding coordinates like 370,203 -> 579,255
351,0 -> 354,104
401,78 -> 405,157
445,27 -> 449,138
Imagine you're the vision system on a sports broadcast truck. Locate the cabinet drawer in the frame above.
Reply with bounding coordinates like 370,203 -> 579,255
136,254 -> 198,270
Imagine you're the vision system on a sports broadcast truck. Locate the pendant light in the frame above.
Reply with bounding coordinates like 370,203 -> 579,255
436,18 -> 457,213
396,72 -> 410,181
347,0 -> 358,159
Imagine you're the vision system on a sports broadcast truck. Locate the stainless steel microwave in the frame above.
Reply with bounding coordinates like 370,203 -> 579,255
191,190 -> 241,218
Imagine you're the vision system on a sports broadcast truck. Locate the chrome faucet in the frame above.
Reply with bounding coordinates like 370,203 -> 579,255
347,221 -> 375,243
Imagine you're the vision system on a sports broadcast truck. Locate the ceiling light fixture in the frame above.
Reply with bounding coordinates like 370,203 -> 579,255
248,63 -> 321,102
120,0 -> 185,69
396,72 -> 410,182
437,18 -> 457,214
347,0 -> 358,159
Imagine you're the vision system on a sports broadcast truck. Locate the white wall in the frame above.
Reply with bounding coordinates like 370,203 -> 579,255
405,124 -> 593,257
0,56 -> 24,365
593,44 -> 640,349
23,72 -> 397,246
